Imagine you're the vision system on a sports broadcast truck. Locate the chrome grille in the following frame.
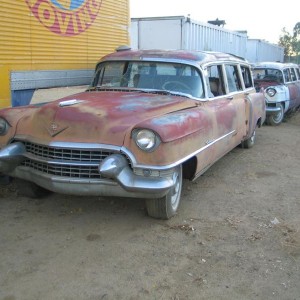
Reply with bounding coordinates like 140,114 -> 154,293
22,160 -> 101,179
13,140 -> 130,179
22,141 -> 112,162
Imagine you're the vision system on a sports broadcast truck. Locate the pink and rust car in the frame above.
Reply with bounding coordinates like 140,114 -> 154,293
253,62 -> 300,125
0,48 -> 266,219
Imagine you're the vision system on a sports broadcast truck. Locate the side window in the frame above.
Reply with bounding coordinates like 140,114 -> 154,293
290,68 -> 297,81
283,69 -> 291,82
240,65 -> 253,88
225,65 -> 242,93
296,68 -> 300,80
207,65 -> 225,97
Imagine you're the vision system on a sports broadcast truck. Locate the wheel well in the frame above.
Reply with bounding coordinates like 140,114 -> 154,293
182,156 -> 197,180
257,117 -> 262,128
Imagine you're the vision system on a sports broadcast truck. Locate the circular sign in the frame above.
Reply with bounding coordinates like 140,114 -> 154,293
25,0 -> 102,36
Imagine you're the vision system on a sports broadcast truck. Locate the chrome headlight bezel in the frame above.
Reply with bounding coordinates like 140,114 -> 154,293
132,129 -> 161,152
0,118 -> 9,135
266,88 -> 277,97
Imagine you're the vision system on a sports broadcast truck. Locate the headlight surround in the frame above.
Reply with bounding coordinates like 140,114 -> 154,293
133,129 -> 161,152
266,88 -> 276,97
0,118 -> 9,135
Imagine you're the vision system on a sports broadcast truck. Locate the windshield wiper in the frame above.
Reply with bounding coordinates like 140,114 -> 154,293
86,86 -> 193,98
137,89 -> 193,98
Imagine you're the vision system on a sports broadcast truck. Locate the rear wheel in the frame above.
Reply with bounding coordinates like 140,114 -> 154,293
266,103 -> 284,126
15,179 -> 51,198
241,129 -> 256,149
146,165 -> 182,219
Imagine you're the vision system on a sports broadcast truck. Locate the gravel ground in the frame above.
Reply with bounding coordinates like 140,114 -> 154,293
0,102 -> 299,300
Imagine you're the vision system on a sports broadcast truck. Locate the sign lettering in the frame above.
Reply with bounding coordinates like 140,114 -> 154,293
25,0 -> 102,36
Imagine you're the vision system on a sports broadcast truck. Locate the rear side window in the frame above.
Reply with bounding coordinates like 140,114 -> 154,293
207,65 -> 226,97
296,68 -> 300,80
240,65 -> 253,88
283,69 -> 291,82
290,68 -> 297,81
225,65 -> 242,93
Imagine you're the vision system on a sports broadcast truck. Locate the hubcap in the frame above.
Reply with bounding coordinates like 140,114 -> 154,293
170,171 -> 180,209
250,130 -> 256,143
273,106 -> 283,123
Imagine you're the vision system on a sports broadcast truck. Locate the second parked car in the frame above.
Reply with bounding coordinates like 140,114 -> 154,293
253,62 -> 300,125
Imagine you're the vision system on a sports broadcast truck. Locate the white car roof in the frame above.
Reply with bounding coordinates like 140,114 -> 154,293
253,62 -> 299,70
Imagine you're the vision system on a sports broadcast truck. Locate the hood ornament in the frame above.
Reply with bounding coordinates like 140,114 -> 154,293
59,99 -> 84,107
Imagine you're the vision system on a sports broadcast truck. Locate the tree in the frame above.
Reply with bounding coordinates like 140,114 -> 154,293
278,23 -> 300,62
279,28 -> 293,61
292,22 -> 300,63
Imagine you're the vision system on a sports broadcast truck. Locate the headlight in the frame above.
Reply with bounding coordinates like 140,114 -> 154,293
266,88 -> 276,97
133,129 -> 160,152
0,118 -> 8,135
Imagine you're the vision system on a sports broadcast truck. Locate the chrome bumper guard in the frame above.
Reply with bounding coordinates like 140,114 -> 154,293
266,106 -> 281,114
0,142 -> 26,173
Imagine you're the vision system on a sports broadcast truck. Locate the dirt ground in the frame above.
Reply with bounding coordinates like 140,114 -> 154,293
0,101 -> 300,299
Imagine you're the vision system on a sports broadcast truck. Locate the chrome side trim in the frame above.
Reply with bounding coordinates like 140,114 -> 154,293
122,130 -> 236,170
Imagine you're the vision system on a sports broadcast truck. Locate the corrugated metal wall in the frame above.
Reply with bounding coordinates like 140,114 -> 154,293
183,19 -> 247,57
0,0 -> 129,108
246,39 -> 284,63
130,17 -> 285,65
130,16 -> 247,58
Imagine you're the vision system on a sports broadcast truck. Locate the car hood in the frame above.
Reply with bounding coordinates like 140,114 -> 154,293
15,91 -> 198,145
254,79 -> 281,90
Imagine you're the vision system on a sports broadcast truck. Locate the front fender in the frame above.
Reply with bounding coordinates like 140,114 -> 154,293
264,85 -> 290,111
133,107 -> 213,143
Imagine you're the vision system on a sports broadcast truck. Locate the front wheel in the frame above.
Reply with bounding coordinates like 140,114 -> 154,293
146,165 -> 182,219
266,103 -> 284,126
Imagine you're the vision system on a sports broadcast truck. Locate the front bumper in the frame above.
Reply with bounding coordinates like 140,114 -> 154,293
266,106 -> 282,114
0,142 -> 175,198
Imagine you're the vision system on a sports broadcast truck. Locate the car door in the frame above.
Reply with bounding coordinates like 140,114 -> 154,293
289,67 -> 300,108
283,67 -> 300,110
206,63 -> 248,163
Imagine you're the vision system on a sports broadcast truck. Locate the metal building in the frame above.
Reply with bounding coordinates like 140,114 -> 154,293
131,16 -> 248,57
246,39 -> 284,63
130,16 -> 284,64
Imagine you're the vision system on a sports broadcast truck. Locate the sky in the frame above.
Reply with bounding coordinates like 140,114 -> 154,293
130,0 -> 299,44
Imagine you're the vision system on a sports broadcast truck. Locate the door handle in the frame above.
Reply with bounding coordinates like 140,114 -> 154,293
227,96 -> 233,100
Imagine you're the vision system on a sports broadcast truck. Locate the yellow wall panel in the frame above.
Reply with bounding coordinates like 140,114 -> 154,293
0,0 -> 129,107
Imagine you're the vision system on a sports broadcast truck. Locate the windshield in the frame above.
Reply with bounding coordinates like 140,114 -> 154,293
92,61 -> 204,98
253,68 -> 284,84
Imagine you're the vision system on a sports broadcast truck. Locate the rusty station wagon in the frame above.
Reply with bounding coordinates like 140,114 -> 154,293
253,62 -> 300,125
0,48 -> 266,219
